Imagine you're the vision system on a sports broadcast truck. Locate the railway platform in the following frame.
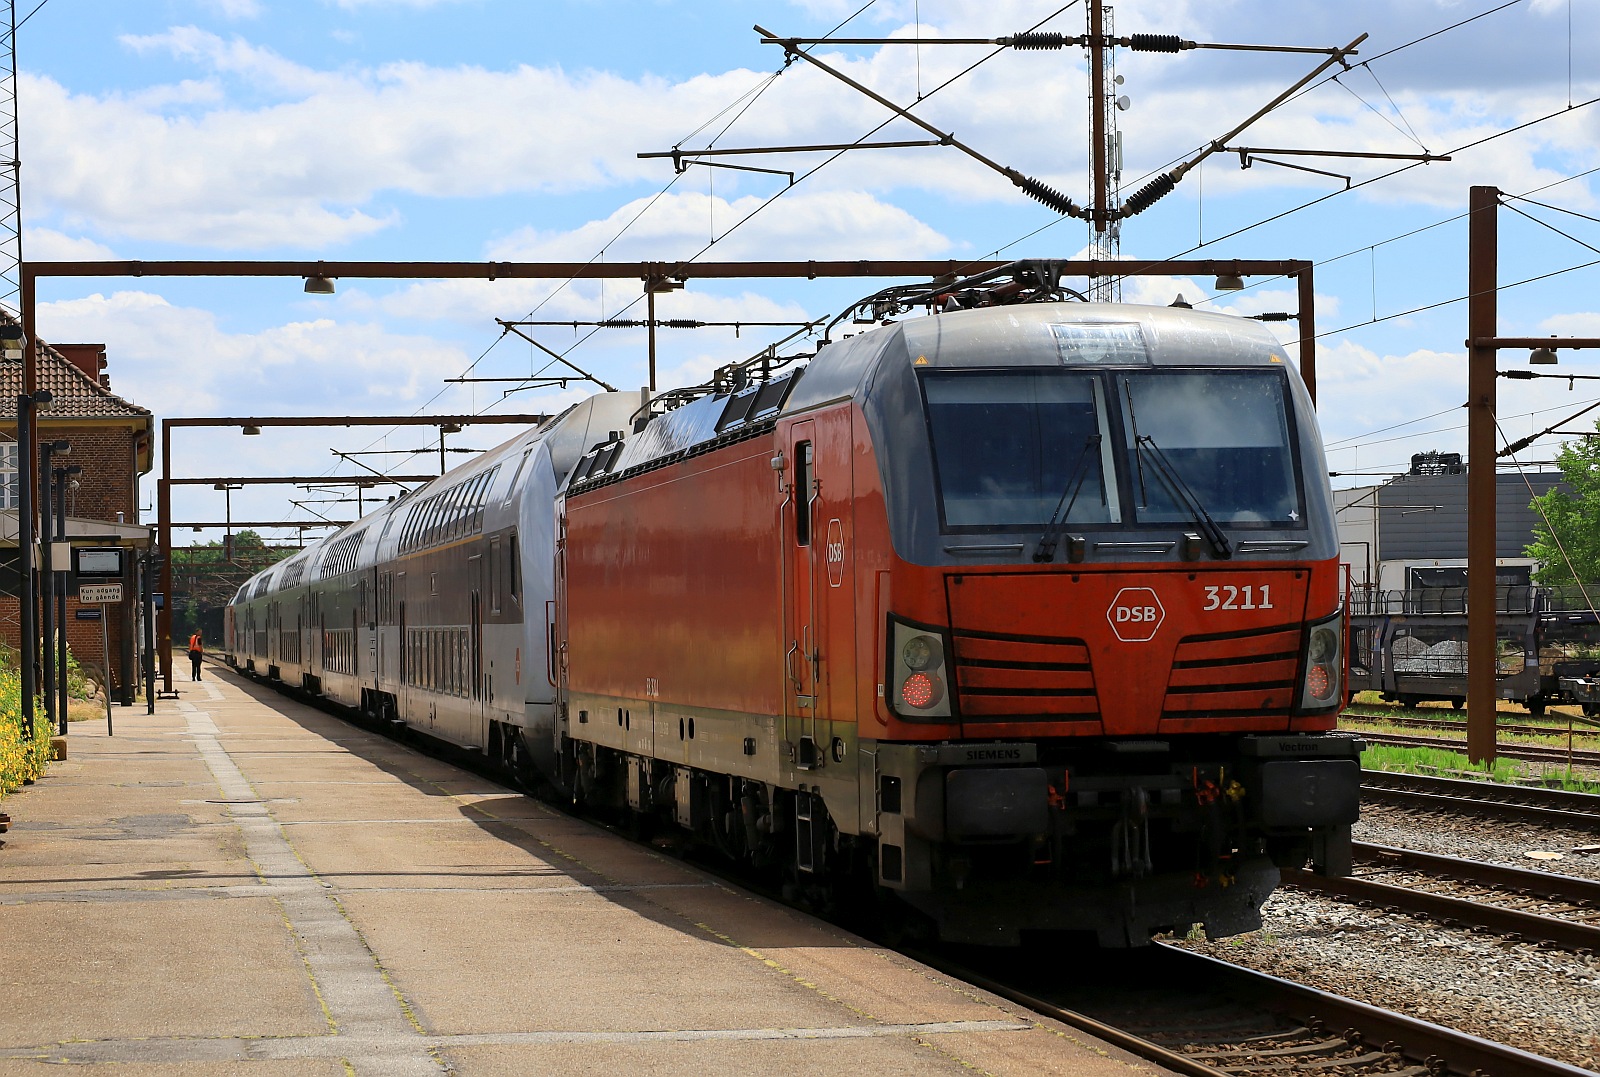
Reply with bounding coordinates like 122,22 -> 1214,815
0,662 -> 1170,1076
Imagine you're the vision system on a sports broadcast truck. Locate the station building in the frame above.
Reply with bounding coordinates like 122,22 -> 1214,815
0,332 -> 153,702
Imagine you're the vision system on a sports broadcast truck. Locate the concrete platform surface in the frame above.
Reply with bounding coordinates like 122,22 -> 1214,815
0,665 -> 1173,1076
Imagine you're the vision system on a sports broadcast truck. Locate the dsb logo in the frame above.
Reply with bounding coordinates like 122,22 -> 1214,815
825,519 -> 845,588
1107,587 -> 1165,642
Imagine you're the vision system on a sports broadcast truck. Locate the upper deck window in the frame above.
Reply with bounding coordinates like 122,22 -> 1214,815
1118,370 -> 1302,528
923,371 -> 1119,531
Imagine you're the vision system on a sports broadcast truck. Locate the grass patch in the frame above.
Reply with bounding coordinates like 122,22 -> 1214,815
1361,743 -> 1600,793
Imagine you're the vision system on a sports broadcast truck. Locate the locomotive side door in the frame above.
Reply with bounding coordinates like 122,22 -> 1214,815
783,421 -> 819,762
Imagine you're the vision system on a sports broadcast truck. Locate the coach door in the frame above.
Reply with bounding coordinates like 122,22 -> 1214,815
783,421 -> 823,765
469,553 -> 487,748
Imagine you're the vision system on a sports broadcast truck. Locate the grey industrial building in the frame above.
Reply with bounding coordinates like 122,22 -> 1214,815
1335,464 -> 1565,593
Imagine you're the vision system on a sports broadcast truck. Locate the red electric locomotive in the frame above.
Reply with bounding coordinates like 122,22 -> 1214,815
557,262 -> 1361,946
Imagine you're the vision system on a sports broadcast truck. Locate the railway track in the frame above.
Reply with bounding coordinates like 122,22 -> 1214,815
1288,842 -> 1600,951
922,942 -> 1592,1077
1343,709 -> 1600,739
1361,768 -> 1600,826
1357,730 -> 1600,767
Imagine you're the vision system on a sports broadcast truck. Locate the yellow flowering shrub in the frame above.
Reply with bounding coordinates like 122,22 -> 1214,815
0,652 -> 50,798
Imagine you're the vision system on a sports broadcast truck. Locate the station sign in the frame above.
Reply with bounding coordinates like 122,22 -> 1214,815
78,583 -> 124,604
74,608 -> 103,621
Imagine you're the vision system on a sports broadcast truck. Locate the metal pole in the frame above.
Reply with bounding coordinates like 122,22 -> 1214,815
1467,185 -> 1499,765
142,548 -> 155,715
16,395 -> 35,739
158,424 -> 173,695
37,447 -> 54,732
54,467 -> 69,735
223,485 -> 232,563
647,289 -> 657,392
1087,0 -> 1108,238
101,601 -> 112,737
1297,269 -> 1317,405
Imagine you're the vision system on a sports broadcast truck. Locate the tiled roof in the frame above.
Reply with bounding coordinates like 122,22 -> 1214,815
0,347 -> 151,421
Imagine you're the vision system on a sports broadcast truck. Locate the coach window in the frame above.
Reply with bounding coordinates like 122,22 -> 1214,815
794,441 -> 813,547
489,537 -> 502,614
504,448 -> 533,506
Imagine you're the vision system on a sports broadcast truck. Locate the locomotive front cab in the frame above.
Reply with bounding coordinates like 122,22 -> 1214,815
853,303 -> 1363,945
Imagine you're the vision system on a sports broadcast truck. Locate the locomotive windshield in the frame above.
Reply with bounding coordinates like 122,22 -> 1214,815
921,367 -> 1302,534
1118,371 -> 1302,528
923,372 -> 1120,529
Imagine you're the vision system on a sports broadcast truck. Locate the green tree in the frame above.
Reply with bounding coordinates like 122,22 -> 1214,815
171,531 -> 297,644
1527,435 -> 1600,585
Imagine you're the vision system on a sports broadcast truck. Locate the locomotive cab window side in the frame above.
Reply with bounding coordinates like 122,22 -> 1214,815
794,440 -> 814,547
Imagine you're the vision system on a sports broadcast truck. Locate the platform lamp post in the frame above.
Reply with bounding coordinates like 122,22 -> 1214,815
213,482 -> 242,563
37,439 -> 70,734
51,462 -> 82,735
11,377 -> 52,741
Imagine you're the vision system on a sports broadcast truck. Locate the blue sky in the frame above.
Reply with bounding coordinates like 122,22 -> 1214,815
13,0 -> 1600,536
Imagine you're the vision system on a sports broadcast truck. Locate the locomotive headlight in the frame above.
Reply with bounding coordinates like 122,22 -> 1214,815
902,635 -> 938,671
1296,612 -> 1344,712
888,617 -> 953,719
1307,625 -> 1337,665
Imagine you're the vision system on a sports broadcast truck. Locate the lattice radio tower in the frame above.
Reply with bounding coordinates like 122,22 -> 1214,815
0,0 -> 21,319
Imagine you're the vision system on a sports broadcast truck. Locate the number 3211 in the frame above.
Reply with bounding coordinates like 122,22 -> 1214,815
1203,584 -> 1271,611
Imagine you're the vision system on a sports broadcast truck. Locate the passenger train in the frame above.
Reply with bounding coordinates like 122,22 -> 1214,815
226,261 -> 1363,946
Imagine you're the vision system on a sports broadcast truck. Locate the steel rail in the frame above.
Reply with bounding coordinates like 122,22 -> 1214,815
1153,946 -> 1595,1077
1287,868 -> 1600,952
1344,708 -> 1600,736
899,949 -> 1233,1077
1363,769 -> 1600,813
1354,841 -> 1600,906
1362,777 -> 1600,828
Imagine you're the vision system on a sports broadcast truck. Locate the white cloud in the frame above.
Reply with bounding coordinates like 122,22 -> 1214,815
359,189 -> 951,331
24,228 -> 116,261
37,290 -> 469,417
22,4 -> 1600,254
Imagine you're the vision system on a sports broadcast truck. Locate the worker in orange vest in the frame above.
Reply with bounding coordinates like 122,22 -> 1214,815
188,632 -> 204,681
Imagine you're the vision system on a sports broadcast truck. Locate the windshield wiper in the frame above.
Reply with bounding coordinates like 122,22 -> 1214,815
1033,434 -> 1100,563
1135,435 -> 1233,560
1122,380 -> 1231,560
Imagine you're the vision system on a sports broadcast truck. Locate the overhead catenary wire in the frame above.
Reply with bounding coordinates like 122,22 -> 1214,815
326,3 -> 892,485
914,0 -> 1572,328
304,0 -> 1583,505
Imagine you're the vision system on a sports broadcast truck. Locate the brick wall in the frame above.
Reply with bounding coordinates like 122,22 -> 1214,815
35,424 -> 140,524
